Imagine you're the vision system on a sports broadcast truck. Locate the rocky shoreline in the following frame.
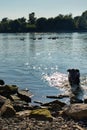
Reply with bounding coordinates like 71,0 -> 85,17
0,79 -> 87,130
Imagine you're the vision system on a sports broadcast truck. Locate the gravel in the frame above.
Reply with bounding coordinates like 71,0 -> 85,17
0,115 -> 87,130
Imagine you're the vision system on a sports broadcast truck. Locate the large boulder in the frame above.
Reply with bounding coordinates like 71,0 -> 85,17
0,79 -> 5,85
9,95 -> 30,112
29,108 -> 53,121
0,85 -> 18,97
42,100 -> 66,112
1,99 -> 16,117
63,103 -> 87,119
17,90 -> 32,103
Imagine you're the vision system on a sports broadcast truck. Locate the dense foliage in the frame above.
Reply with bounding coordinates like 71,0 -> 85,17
0,11 -> 87,33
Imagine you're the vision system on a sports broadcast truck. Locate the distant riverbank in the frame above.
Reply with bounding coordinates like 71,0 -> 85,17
0,10 -> 87,33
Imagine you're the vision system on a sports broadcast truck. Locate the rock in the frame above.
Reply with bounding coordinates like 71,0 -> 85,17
34,101 -> 43,105
16,110 -> 31,118
0,95 -> 7,108
17,90 -> 32,103
63,103 -> 87,119
0,79 -> 5,85
0,85 -> 5,94
13,100 -> 29,112
29,108 -> 53,121
5,85 -> 18,94
42,100 -> 66,112
10,95 -> 21,101
0,85 -> 18,97
9,94 -> 31,112
73,124 -> 84,130
1,99 -> 16,117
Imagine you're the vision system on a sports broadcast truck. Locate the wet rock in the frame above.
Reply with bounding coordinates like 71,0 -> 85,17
17,90 -> 32,103
42,100 -> 66,112
1,99 -> 16,117
5,85 -> 18,94
29,108 -> 53,121
0,79 -> 5,85
0,85 -> 18,97
63,103 -> 87,119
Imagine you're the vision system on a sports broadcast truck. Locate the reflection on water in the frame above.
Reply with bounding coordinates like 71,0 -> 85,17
0,32 -> 87,103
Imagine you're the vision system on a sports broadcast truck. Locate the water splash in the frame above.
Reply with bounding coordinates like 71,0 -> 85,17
43,72 -> 68,87
43,71 -> 87,99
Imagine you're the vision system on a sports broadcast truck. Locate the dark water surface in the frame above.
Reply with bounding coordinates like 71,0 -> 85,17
0,33 -> 87,103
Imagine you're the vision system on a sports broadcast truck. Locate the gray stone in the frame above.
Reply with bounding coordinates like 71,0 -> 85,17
1,99 -> 16,117
16,110 -> 31,118
17,90 -> 32,103
63,103 -> 87,119
10,95 -> 21,101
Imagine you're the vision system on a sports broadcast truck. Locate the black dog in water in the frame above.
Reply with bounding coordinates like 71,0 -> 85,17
67,69 -> 83,103
67,69 -> 81,94
67,69 -> 80,86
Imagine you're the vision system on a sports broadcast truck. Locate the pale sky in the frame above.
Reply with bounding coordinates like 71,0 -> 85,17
0,0 -> 87,20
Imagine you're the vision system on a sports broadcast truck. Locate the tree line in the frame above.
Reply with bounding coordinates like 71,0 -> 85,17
0,10 -> 87,33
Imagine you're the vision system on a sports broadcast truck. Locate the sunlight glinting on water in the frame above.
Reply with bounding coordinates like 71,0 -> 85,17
0,33 -> 87,103
43,72 -> 68,87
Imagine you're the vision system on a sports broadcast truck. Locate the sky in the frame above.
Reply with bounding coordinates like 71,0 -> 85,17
0,0 -> 87,20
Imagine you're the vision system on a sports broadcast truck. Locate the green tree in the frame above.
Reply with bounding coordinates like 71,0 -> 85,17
74,16 -> 80,29
28,12 -> 36,24
78,10 -> 87,29
18,17 -> 27,31
46,18 -> 54,31
36,17 -> 47,31
9,19 -> 21,32
0,17 -> 10,32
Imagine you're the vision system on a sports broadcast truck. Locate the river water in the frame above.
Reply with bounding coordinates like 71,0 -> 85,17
0,32 -> 87,103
